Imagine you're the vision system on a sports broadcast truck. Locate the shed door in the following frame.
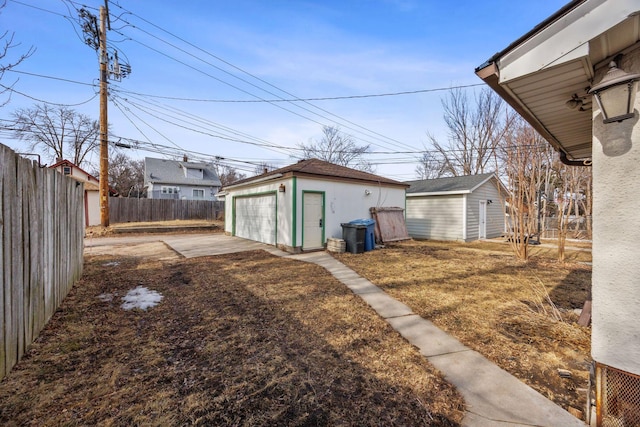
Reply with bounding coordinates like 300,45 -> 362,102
479,200 -> 487,239
235,194 -> 276,245
303,192 -> 324,250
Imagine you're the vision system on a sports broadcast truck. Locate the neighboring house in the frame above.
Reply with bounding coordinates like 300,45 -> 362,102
405,173 -> 505,242
144,157 -> 221,200
475,0 -> 640,423
219,158 -> 408,252
49,159 -> 102,226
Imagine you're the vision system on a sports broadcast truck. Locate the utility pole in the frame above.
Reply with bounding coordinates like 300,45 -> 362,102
99,5 -> 109,227
79,4 -> 130,228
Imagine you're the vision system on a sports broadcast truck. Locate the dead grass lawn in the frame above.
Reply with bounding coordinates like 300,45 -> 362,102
0,250 -> 464,426
333,239 -> 591,418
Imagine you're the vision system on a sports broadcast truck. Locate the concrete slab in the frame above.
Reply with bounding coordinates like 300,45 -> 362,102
357,291 -> 414,318
386,314 -> 468,357
341,277 -> 383,294
162,234 -> 289,258
428,349 -> 586,427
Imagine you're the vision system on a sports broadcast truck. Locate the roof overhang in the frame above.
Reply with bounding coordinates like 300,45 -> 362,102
407,190 -> 471,197
476,0 -> 640,162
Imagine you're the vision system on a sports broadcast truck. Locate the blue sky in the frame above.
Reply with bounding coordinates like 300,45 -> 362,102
1,0 -> 568,180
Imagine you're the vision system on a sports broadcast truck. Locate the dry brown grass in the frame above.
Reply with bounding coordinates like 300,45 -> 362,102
333,239 -> 591,417
0,250 -> 464,426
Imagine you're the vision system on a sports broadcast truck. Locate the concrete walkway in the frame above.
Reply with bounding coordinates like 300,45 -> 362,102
86,233 -> 586,426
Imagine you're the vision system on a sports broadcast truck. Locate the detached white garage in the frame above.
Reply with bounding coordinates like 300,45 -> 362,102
220,159 -> 408,253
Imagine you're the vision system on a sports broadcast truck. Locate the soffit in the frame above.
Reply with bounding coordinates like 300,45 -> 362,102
477,1 -> 640,161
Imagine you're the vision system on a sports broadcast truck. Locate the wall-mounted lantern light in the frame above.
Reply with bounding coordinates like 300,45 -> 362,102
487,199 -> 493,205
589,61 -> 640,124
278,183 -> 285,193
364,189 -> 371,196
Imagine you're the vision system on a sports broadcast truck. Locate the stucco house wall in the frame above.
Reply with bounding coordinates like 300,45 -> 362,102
591,46 -> 640,374
296,177 -> 406,243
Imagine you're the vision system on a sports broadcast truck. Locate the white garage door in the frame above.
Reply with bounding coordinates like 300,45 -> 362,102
234,194 -> 277,245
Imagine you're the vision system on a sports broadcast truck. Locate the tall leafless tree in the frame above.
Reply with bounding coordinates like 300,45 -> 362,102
415,151 -> 445,179
500,118 -> 547,260
296,125 -> 373,172
0,0 -> 35,107
104,152 -> 145,197
214,162 -> 247,186
427,87 -> 513,176
11,103 -> 100,167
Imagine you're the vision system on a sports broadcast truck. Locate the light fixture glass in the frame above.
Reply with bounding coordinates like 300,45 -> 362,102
589,61 -> 640,123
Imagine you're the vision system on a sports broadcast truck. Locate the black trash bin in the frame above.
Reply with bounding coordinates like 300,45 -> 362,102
341,223 -> 366,254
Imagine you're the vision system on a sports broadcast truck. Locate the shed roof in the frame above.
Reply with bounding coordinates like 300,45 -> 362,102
405,173 -> 497,196
224,158 -> 408,189
145,157 -> 222,187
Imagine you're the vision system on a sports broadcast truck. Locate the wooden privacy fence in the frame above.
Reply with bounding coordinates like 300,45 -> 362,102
1,144 -> 84,380
109,197 -> 224,223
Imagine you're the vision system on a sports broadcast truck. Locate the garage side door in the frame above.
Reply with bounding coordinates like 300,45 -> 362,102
234,194 -> 276,245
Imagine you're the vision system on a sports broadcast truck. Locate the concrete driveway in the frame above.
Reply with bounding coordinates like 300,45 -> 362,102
84,233 -> 284,259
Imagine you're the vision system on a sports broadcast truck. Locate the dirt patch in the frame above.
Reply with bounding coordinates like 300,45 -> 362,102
0,251 -> 464,426
85,220 -> 224,238
84,241 -> 180,261
333,239 -> 591,419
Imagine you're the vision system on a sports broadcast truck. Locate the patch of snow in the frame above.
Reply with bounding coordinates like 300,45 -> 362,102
103,261 -> 120,267
121,286 -> 163,311
98,293 -> 114,302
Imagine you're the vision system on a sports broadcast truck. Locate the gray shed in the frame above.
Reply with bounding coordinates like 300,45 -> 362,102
405,173 -> 505,242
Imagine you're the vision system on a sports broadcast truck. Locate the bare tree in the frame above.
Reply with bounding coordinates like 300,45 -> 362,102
253,161 -> 276,176
0,0 -> 35,106
214,163 -> 247,187
11,103 -> 100,167
428,87 -> 512,176
415,151 -> 445,179
105,152 -> 144,197
554,161 -> 592,260
296,125 -> 373,172
500,118 -> 546,260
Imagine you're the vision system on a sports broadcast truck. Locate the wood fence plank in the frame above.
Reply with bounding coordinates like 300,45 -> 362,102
0,145 -> 9,378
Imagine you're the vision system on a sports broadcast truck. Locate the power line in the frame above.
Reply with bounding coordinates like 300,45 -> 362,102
0,83 -> 98,106
111,88 -> 297,155
112,83 -> 484,103
107,2 -> 420,153
7,69 -> 97,87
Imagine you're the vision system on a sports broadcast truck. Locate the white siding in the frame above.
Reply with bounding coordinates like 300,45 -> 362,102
466,181 -> 505,241
85,190 -> 100,226
406,195 -> 464,241
295,178 -> 406,244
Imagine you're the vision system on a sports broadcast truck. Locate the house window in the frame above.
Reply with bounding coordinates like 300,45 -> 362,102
62,166 -> 71,175
193,189 -> 205,199
161,186 -> 179,194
